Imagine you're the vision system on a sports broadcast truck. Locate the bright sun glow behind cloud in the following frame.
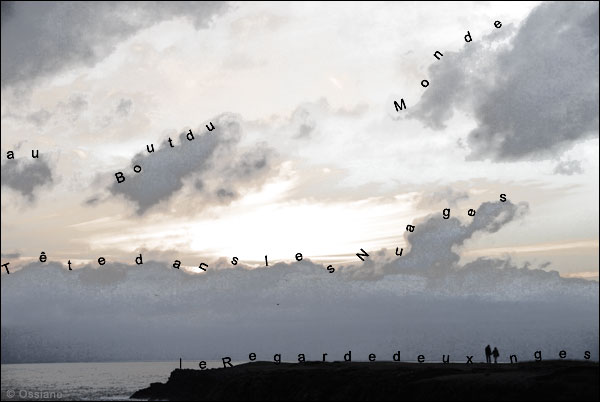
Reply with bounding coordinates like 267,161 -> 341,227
86,172 -> 416,263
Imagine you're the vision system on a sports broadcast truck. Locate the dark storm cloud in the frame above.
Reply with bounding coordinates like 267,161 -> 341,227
553,160 -> 583,176
410,2 -> 599,161
107,113 -> 276,214
1,1 -> 229,87
1,157 -> 54,201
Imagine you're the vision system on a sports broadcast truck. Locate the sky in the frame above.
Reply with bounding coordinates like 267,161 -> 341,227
1,1 -> 598,363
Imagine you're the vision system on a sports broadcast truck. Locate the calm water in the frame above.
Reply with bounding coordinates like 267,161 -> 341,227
1,361 -> 237,401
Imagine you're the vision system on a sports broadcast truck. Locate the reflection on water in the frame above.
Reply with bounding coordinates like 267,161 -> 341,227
1,360 -> 240,401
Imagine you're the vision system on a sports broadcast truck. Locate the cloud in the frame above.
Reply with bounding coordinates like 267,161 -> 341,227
1,157 -> 54,201
1,1 -> 15,23
58,94 -> 88,122
410,2 -> 599,161
1,1 -> 229,87
115,98 -> 133,117
553,160 -> 583,176
84,195 -> 103,206
106,113 -> 277,214
345,200 -> 529,280
26,108 -> 52,127
287,98 -> 369,140
1,214 -> 597,363
292,105 -> 317,139
0,252 -> 20,259
416,186 -> 469,209
1,92 -> 87,127
2,200 -> 597,364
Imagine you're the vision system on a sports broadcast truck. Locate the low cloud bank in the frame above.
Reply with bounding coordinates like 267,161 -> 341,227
2,201 -> 597,363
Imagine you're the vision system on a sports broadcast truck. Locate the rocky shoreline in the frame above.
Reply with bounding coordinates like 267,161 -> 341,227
130,360 -> 599,401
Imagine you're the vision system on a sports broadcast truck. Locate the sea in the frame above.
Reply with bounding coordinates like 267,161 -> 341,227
1,360 -> 237,401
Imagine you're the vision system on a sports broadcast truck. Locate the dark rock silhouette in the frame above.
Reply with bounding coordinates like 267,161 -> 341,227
131,360 -> 599,401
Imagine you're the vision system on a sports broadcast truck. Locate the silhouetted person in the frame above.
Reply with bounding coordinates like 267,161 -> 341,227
485,345 -> 492,364
492,347 -> 499,364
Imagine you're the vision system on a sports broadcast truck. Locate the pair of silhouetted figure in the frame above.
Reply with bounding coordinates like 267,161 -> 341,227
485,345 -> 499,363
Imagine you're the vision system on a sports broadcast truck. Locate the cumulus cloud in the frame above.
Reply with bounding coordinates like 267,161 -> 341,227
107,113 -> 277,214
1,157 -> 54,201
1,1 -> 228,87
345,200 -> 529,280
410,2 -> 599,161
553,160 -> 583,176
1,199 -> 597,363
